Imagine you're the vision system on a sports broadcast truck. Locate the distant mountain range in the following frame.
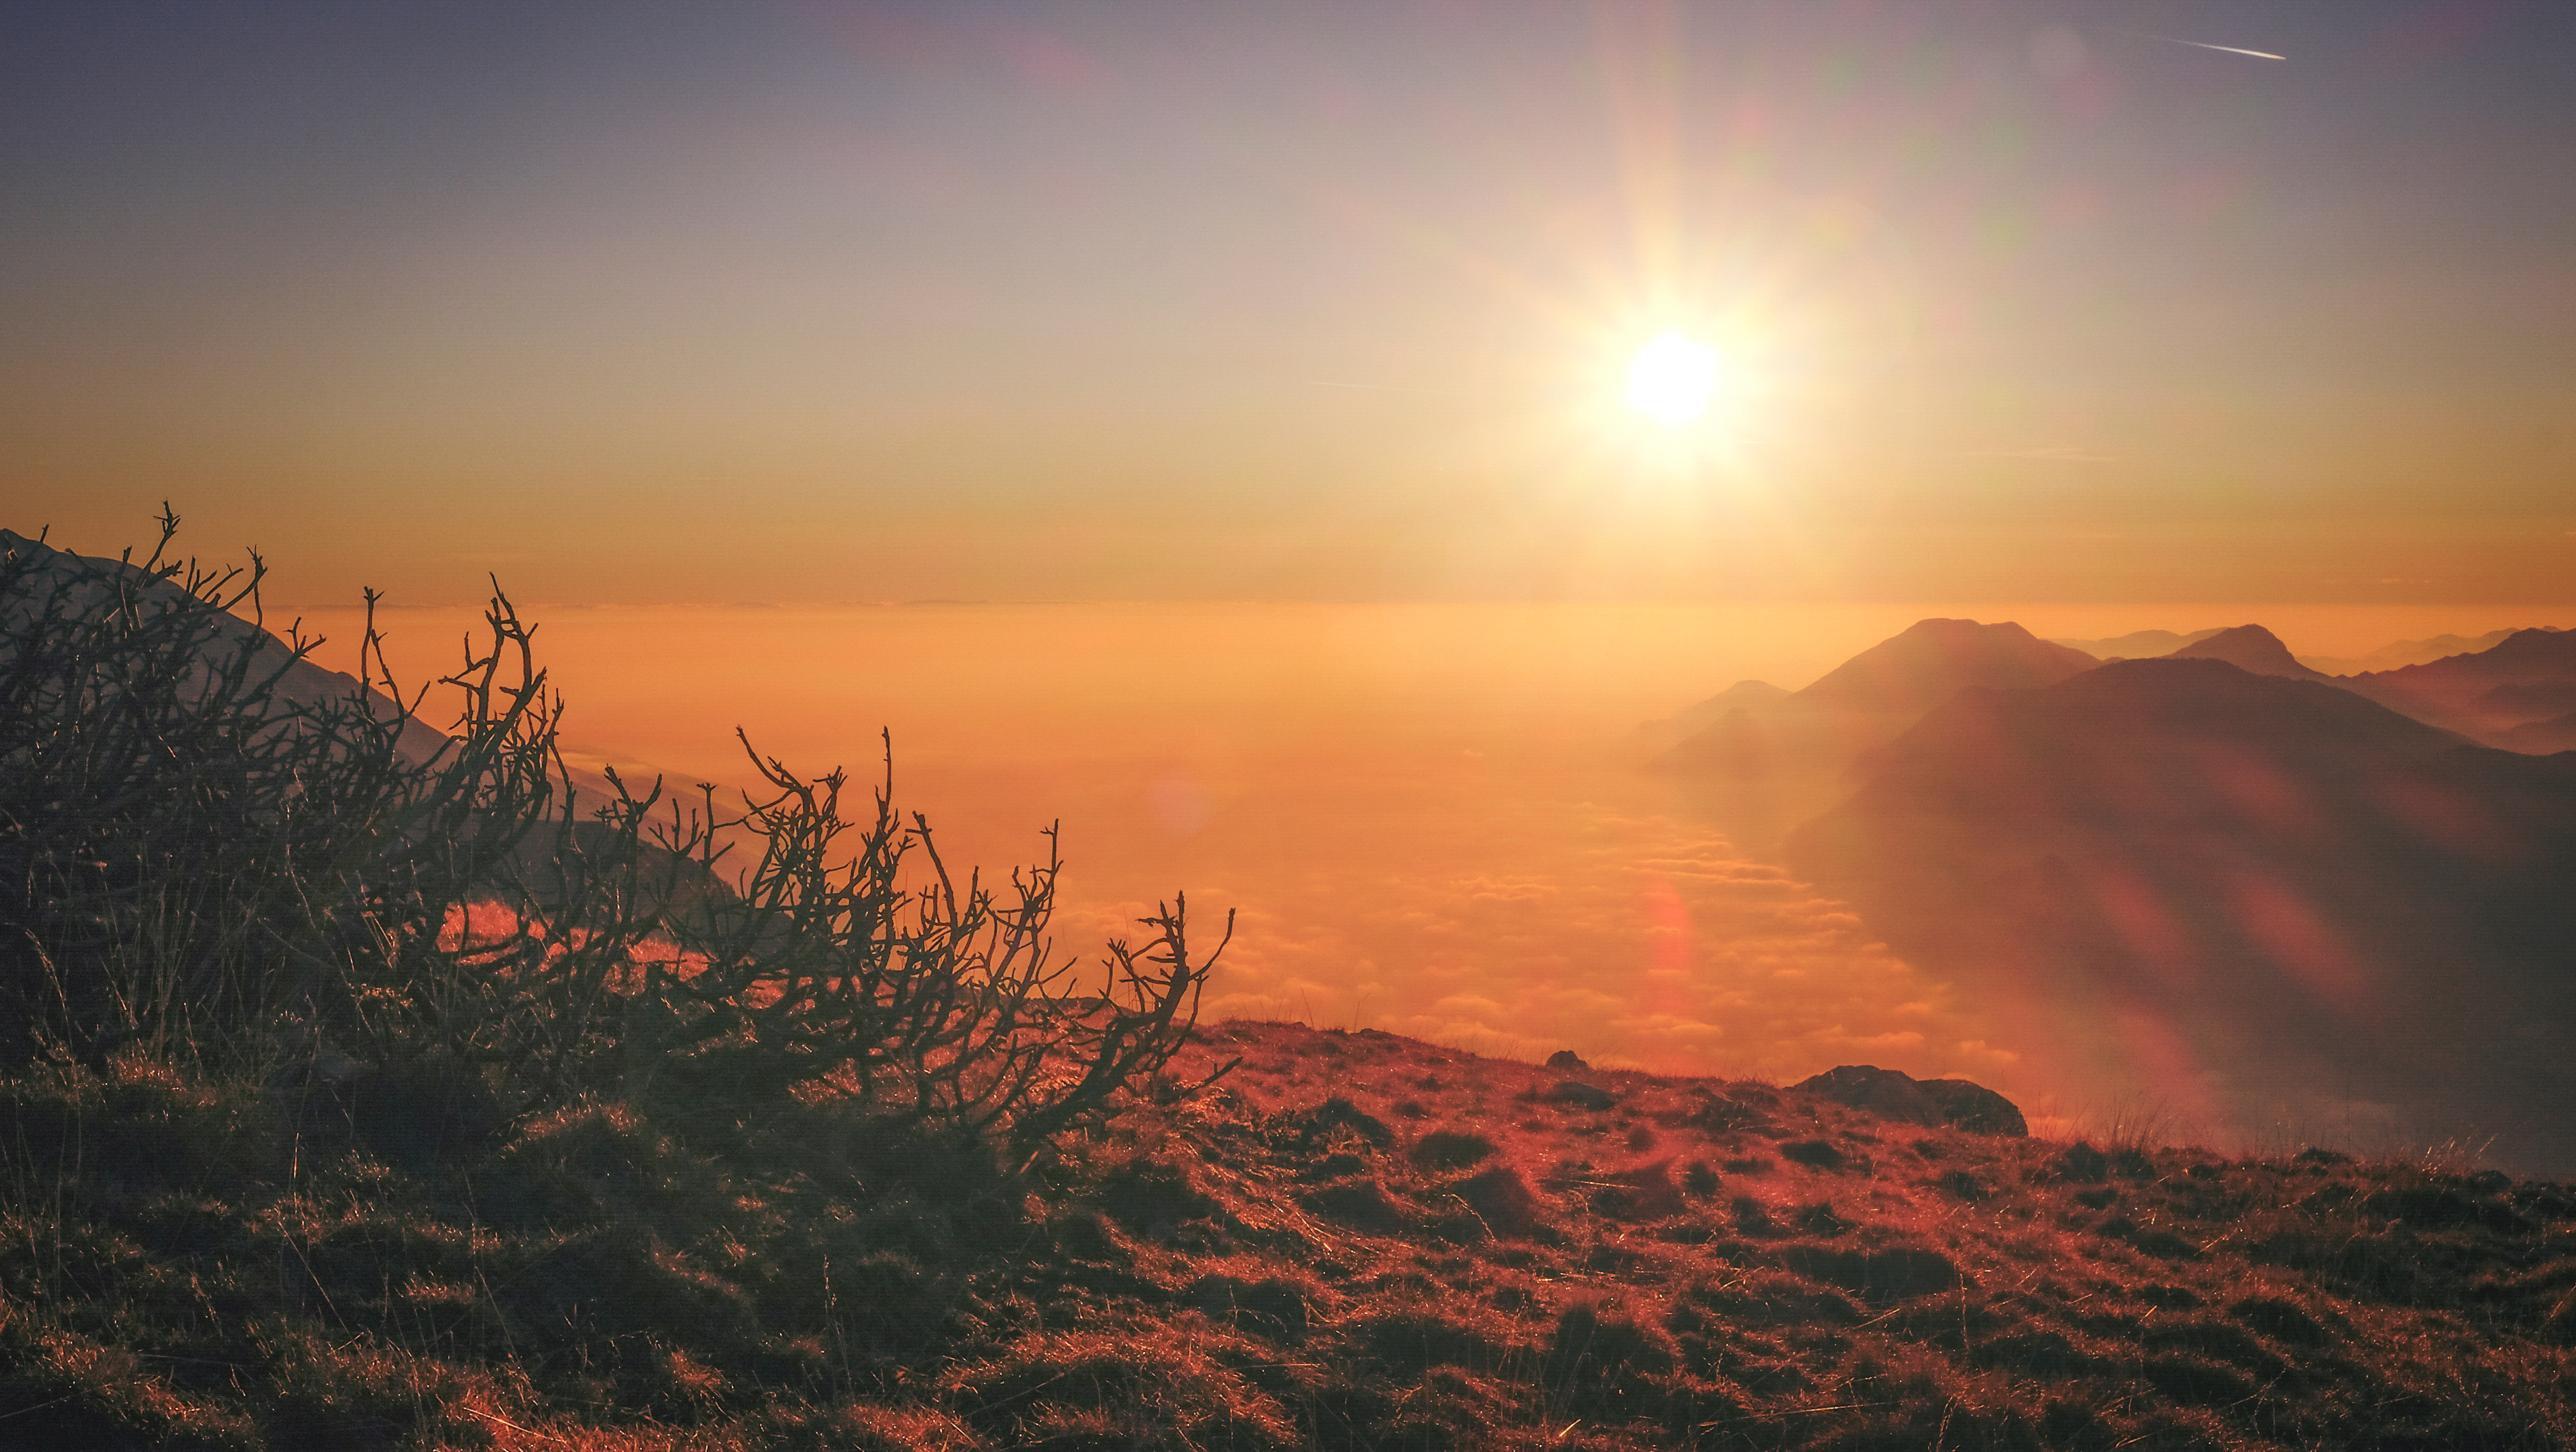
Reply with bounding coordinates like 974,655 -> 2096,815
1648,616 -> 2576,1174
2337,626 -> 2576,750
2054,626 -> 2531,676
2291,628 -> 2525,677
2048,626 -> 2227,659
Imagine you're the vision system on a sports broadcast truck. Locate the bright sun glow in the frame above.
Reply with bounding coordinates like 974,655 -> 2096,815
1624,332 -> 1721,425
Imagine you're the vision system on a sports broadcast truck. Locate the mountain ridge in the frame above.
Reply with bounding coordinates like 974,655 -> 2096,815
1787,656 -> 2576,1176
2158,622 -> 2332,681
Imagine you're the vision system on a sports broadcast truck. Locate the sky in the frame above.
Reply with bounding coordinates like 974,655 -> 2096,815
7,0 -> 2574,608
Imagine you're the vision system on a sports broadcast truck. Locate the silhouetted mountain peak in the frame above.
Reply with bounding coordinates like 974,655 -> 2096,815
2160,623 -> 2331,681
1796,618 -> 2099,716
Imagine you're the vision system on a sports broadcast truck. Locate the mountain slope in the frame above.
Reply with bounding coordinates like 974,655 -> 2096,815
1648,620 -> 2102,852
5,1022 -> 2571,1450
1788,657 -> 2576,1176
2338,627 -> 2576,742
2160,623 -> 2332,681
1795,618 -> 2102,715
0,527 -> 457,769
2052,626 -> 2226,660
1,526 -> 643,810
2297,627 -> 2521,677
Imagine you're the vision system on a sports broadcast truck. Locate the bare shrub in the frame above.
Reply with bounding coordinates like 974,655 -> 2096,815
595,735 -> 1232,1159
3,510 -> 1229,1161
0,508 -> 555,1073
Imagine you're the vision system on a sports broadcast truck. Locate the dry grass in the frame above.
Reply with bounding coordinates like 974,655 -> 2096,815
4,1021 -> 2571,1448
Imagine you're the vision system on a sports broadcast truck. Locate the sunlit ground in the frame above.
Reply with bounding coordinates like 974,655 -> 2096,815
309,599 -> 2568,1139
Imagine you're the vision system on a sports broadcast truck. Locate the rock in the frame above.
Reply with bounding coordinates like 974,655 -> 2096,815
1546,1050 -> 1589,1071
1546,1080 -> 1615,1111
1917,1078 -> 2029,1136
1794,1064 -> 2028,1137
1794,1065 -> 1943,1126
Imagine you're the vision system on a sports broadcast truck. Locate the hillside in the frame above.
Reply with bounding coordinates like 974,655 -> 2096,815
0,526 -> 457,770
2157,625 -> 2331,682
1647,620 -> 2103,852
2295,629 -> 2522,677
1794,620 -> 2102,717
7,1022 -> 2574,1450
1788,658 -> 2576,1178
2338,628 -> 2576,743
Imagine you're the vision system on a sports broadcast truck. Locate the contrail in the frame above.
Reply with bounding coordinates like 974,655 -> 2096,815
2135,33 -> 2286,61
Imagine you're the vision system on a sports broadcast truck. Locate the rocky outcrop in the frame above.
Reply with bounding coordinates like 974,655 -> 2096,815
1794,1065 -> 2027,1137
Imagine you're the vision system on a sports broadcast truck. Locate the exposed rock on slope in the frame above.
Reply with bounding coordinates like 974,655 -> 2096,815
1792,1064 -> 2028,1136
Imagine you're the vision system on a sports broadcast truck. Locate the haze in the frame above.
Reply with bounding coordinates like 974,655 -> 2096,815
288,598 -> 2560,1146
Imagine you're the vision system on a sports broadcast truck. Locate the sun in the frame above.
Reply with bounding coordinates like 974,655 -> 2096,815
1624,332 -> 1720,425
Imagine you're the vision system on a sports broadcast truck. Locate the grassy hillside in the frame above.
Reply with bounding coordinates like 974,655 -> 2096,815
6,1021 -> 2573,1450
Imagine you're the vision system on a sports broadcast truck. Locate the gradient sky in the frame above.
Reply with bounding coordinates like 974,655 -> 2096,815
7,0 -> 2575,607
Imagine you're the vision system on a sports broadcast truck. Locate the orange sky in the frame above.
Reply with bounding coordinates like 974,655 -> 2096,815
6,3 -> 2573,608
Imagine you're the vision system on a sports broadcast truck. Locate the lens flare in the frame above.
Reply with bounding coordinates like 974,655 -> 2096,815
1625,332 -> 1720,424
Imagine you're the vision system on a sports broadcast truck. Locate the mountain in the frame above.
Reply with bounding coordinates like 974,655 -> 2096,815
2496,710 -> 2576,755
1628,678 -> 1795,754
2297,627 -> 2522,677
1788,657 -> 2576,1176
2051,626 -> 2226,659
2478,679 -> 2576,720
2159,622 -> 2332,681
1,527 -> 456,769
1795,617 -> 2102,715
1648,620 -> 2102,852
2336,626 -> 2576,743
